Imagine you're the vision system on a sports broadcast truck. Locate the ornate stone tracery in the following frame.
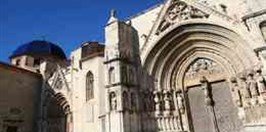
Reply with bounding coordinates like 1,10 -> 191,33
156,0 -> 209,35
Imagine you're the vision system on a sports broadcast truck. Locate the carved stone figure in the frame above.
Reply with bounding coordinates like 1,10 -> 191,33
176,93 -> 185,114
163,90 -> 172,116
230,77 -> 243,107
247,72 -> 259,97
185,58 -> 222,81
256,69 -> 266,95
200,76 -> 213,106
110,92 -> 117,111
239,76 -> 251,99
154,91 -> 161,115
239,76 -> 252,107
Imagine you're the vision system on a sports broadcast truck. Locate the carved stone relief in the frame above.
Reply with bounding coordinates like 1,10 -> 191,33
156,0 -> 209,35
230,68 -> 266,123
151,89 -> 184,131
184,58 -> 225,86
109,92 -> 117,111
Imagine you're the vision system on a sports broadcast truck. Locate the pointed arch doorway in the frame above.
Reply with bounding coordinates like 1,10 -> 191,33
183,58 -> 242,132
143,23 -> 259,132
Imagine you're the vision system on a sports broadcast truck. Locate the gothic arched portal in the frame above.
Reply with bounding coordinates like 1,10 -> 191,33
143,23 -> 259,132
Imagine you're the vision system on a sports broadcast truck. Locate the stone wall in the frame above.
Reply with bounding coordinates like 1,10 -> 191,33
0,62 -> 42,132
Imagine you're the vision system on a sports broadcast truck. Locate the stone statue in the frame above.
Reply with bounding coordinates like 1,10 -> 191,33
256,69 -> 266,95
200,76 -> 213,106
239,76 -> 251,99
230,77 -> 243,107
163,90 -> 171,116
247,72 -> 259,97
239,75 -> 252,107
154,91 -> 161,115
177,93 -> 185,114
110,92 -> 117,111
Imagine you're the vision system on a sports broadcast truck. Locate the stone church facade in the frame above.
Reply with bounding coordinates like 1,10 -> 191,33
1,0 -> 266,132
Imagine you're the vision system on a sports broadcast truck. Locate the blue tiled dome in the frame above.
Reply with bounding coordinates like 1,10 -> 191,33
10,40 -> 66,60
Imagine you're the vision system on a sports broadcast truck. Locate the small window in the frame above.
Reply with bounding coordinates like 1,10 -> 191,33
86,71 -> 94,101
15,59 -> 20,66
33,58 -> 41,66
25,57 -> 28,66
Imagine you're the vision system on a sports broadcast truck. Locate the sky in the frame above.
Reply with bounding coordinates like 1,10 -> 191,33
0,0 -> 163,62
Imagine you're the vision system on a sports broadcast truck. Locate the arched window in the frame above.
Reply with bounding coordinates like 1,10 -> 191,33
109,67 -> 115,84
260,21 -> 266,42
86,71 -> 94,101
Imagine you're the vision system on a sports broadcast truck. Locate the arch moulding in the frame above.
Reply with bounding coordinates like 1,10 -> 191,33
143,22 -> 259,91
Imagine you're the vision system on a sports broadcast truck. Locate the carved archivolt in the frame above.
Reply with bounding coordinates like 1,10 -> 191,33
156,0 -> 209,35
143,21 -> 260,131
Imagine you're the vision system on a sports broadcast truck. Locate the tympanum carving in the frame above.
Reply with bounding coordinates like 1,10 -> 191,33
184,58 -> 224,86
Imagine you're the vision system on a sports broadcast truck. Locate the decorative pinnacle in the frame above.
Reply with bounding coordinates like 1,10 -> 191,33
107,9 -> 118,24
111,9 -> 116,17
